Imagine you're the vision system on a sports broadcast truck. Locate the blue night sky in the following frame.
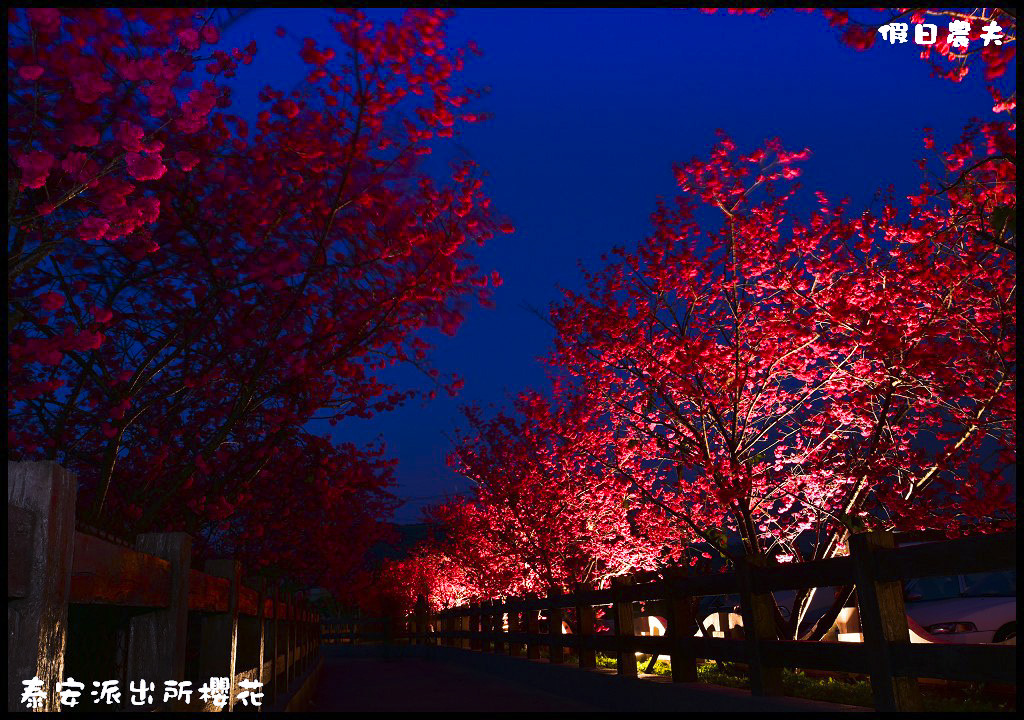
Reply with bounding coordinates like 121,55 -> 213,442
216,9 -> 1002,523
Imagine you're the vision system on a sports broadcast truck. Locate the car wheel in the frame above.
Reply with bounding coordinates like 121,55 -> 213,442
992,621 -> 1016,643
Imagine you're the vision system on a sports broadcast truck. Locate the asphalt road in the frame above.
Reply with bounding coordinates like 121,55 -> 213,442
308,646 -> 869,713
309,655 -> 602,712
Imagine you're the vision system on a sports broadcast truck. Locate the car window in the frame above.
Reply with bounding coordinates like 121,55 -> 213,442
961,570 -> 1016,597
904,575 -> 960,602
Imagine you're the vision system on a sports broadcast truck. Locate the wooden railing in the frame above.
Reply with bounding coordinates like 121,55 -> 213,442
415,529 -> 1015,712
8,461 -> 321,712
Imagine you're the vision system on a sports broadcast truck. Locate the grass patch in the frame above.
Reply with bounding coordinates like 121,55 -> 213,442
578,653 -> 1012,712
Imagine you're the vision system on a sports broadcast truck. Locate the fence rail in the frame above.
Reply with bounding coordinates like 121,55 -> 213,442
8,461 -> 321,712
329,527 -> 1016,712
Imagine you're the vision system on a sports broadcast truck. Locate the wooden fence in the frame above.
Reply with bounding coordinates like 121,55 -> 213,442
336,527 -> 1015,712
8,461 -> 321,712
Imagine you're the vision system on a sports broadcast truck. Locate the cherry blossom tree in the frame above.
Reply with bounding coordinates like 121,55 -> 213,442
547,123 -> 1014,639
7,8 -> 507,594
382,389 -> 674,615
211,430 -> 400,599
447,391 -> 669,597
385,7 -> 1015,621
372,543 -> 477,614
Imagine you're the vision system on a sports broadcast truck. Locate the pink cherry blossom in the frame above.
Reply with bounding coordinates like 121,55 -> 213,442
67,124 -> 101,147
77,216 -> 110,240
26,8 -> 60,33
125,152 -> 167,181
16,150 -> 55,189
18,65 -> 44,81
175,150 -> 200,171
115,122 -> 146,152
38,292 -> 65,311
71,71 -> 113,104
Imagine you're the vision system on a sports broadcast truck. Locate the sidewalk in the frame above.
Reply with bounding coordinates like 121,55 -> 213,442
312,645 -> 868,712
310,652 -> 600,711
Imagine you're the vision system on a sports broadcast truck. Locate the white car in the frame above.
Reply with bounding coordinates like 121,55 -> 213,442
902,570 -> 1016,644
672,570 -> 1016,645
628,568 -> 1015,646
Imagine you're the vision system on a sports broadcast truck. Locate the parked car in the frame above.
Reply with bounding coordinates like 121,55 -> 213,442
632,591 -> 840,638
902,570 -> 1016,644
612,559 -> 1015,646
649,570 -> 1016,645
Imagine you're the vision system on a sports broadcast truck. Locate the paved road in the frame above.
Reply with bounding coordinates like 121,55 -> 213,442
309,655 -> 601,712
310,645 -> 867,713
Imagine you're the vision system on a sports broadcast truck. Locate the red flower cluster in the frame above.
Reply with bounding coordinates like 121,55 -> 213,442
8,8 -> 509,599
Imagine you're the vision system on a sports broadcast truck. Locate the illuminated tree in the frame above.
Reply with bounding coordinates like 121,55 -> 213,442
7,8 -> 507,593
548,126 -> 1014,638
437,391 -> 668,596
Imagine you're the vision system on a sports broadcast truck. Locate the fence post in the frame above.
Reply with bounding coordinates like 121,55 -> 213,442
469,601 -> 481,651
494,600 -> 506,655
303,603 -> 309,670
415,594 -> 428,646
256,579 -> 266,702
611,575 -> 637,677
490,599 -> 500,653
270,584 -> 280,706
738,555 -> 784,696
306,603 -> 313,667
284,591 -> 294,691
508,603 -> 523,657
304,598 -> 312,672
716,610 -> 731,638
300,601 -> 307,673
477,601 -> 488,652
525,594 -> 541,660
294,599 -> 302,676
200,558 -> 241,711
299,595 -> 308,674
850,531 -> 923,712
663,567 -> 697,682
479,599 -> 490,652
7,461 -> 77,712
126,532 -> 192,710
302,602 -> 309,668
461,608 -> 470,651
574,582 -> 597,669
547,589 -> 564,664
488,599 -> 499,653
294,594 -> 301,680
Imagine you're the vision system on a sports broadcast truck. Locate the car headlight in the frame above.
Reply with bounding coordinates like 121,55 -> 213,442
925,621 -> 978,634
